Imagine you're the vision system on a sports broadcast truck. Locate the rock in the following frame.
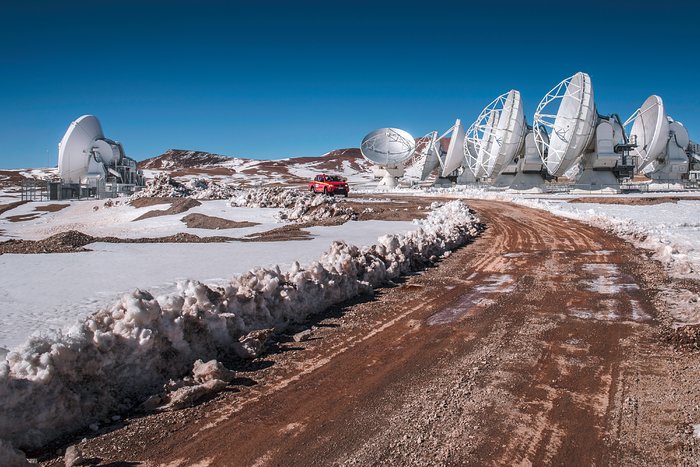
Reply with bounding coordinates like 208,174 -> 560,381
0,439 -> 36,466
140,395 -> 163,412
192,359 -> 235,384
236,328 -> 275,359
88,423 -> 99,432
63,445 -> 84,467
166,379 -> 228,410
292,329 -> 313,342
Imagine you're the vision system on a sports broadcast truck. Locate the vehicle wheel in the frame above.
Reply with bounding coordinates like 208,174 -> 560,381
323,187 -> 329,195
309,186 -> 315,193
344,193 -> 348,198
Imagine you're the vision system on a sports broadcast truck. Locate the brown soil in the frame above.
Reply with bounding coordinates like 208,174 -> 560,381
0,170 -> 29,187
132,198 -> 202,221
569,196 -> 700,205
0,231 -> 236,254
36,200 -> 700,466
344,195 -> 432,221
170,167 -> 237,178
0,231 -> 97,253
180,213 -> 259,230
33,204 -> 69,212
5,213 -> 41,223
130,197 -> 176,208
242,224 -> 313,242
0,200 -> 29,215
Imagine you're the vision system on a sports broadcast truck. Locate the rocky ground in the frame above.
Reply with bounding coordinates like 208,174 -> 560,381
29,197 -> 700,466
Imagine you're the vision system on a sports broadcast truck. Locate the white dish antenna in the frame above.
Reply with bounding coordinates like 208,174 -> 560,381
361,127 -> 416,188
624,95 -> 670,172
440,119 -> 466,177
466,90 -> 526,178
533,72 -> 597,177
58,115 -> 106,184
360,128 -> 416,167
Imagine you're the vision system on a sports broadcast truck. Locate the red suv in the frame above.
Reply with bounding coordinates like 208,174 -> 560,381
308,174 -> 350,197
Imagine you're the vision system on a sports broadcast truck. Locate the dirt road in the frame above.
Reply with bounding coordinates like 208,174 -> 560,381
54,200 -> 700,466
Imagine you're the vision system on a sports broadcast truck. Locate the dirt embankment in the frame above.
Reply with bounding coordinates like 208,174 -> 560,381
33,204 -> 69,213
0,200 -> 29,215
1,203 -> 69,223
131,198 -> 202,221
180,213 -> 259,230
0,231 -> 237,254
34,199 -> 700,466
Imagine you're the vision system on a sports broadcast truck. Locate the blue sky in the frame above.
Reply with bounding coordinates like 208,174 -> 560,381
1,0 -> 698,168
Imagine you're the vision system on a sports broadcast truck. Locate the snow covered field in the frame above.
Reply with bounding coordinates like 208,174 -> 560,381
0,200 -> 480,451
0,197 -> 417,351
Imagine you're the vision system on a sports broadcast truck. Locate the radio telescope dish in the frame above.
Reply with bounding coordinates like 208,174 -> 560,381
58,115 -> 106,184
625,97 -> 693,181
361,128 -> 416,188
441,119 -> 466,177
467,90 -> 526,179
57,114 -> 145,191
361,128 -> 416,166
625,95 -> 670,172
533,72 -> 596,177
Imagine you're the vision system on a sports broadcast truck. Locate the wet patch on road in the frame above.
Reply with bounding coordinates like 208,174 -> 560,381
427,274 -> 515,325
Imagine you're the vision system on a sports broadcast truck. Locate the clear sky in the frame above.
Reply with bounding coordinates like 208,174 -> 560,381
1,0 -> 698,169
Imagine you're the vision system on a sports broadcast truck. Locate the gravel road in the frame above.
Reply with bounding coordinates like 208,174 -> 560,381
40,199 -> 700,466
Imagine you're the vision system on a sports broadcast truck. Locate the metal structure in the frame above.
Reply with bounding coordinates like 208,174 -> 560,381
625,95 -> 698,181
465,90 -> 549,191
404,131 -> 442,184
56,115 -> 144,199
533,72 -> 635,191
432,119 -> 473,185
360,128 -> 416,188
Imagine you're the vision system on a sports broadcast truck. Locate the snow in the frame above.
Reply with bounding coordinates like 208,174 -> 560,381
0,201 -> 480,451
0,219 -> 417,350
0,199 -> 281,241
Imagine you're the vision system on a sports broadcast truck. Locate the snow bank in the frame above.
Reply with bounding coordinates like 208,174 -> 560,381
229,187 -> 356,222
134,176 -> 355,223
134,173 -> 238,199
0,201 -> 480,451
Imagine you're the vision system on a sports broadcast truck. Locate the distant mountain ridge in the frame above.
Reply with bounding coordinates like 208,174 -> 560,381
138,148 -> 375,187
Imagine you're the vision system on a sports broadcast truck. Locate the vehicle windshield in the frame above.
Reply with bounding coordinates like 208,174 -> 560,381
326,176 -> 342,182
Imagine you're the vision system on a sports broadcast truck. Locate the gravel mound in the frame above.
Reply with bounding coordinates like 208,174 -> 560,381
0,231 -> 95,254
0,231 -> 235,254
181,213 -> 259,230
